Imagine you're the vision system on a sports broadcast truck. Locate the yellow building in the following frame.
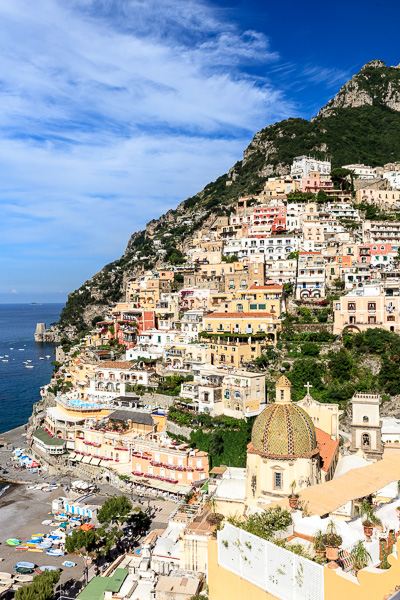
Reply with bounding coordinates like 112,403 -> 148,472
204,338 -> 266,369
203,312 -> 279,341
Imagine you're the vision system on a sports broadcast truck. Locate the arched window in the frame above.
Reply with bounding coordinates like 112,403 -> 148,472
363,416 -> 369,423
362,433 -> 370,447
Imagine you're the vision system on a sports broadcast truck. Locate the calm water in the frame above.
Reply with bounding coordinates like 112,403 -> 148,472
0,304 -> 64,434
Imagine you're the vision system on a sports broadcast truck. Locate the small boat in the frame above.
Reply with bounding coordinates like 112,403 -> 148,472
5,355 -> 8,357
23,362 -> 28,364
39,357 -> 44,360
10,348 -> 14,350
16,562 -> 35,569
27,360 -> 32,362
26,365 -> 34,369
16,545 -> 28,550
62,561 -> 76,568
46,549 -> 64,557
2,360 -> 8,362
39,565 -> 58,572
18,349 -> 24,351
15,567 -> 34,574
46,355 -> 51,358
28,549 -> 43,553
6,539 -> 21,546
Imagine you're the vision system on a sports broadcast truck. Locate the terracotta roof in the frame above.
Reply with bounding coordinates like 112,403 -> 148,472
210,466 -> 227,475
297,448 -> 400,516
205,312 -> 275,318
315,428 -> 339,472
97,361 -> 135,369
299,251 -> 322,255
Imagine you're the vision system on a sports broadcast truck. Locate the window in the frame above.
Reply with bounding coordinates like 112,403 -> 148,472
348,302 -> 356,311
274,472 -> 282,489
362,433 -> 370,448
280,390 -> 284,400
387,316 -> 395,322
363,416 -> 369,423
368,302 -> 376,311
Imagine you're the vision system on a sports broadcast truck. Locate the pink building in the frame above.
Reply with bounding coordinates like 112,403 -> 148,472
251,205 -> 286,232
301,171 -> 333,193
358,243 -> 394,267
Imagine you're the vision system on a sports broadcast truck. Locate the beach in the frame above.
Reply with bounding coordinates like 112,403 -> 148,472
0,484 -> 88,594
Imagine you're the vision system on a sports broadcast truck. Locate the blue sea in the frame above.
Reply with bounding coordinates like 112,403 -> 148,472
0,304 -> 64,434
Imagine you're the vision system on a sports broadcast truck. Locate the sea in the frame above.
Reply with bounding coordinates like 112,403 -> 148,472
0,303 -> 64,436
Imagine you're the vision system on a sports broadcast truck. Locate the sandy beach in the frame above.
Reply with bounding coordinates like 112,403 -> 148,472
0,484 -> 87,594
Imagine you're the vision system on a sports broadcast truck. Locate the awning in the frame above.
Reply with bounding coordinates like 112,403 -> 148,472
90,458 -> 101,466
130,474 -> 189,494
100,460 -> 109,467
74,454 -> 83,462
68,453 -> 76,460
82,456 -> 91,464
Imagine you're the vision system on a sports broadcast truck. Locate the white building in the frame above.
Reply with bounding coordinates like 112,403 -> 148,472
265,259 -> 297,285
291,155 -> 331,180
382,171 -> 400,190
342,164 -> 376,180
296,251 -> 326,299
223,236 -> 299,261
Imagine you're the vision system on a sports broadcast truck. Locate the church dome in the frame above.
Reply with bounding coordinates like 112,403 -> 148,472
251,402 -> 317,458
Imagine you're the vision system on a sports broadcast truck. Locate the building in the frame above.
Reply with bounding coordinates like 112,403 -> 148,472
203,312 -> 279,341
291,155 -> 331,180
342,163 -> 376,179
131,436 -> 209,488
301,171 -> 333,193
296,252 -> 326,299
245,377 -> 322,506
349,392 -> 383,462
333,282 -> 400,334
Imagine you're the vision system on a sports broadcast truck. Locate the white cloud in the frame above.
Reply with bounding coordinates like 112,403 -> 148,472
0,0 -> 295,294
10,289 -> 18,294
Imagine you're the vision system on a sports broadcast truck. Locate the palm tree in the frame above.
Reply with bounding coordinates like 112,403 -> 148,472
350,540 -> 372,572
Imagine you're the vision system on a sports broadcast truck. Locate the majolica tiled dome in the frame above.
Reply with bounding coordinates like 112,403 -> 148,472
251,402 -> 317,457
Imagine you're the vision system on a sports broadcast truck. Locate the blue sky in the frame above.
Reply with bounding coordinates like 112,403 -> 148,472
0,0 -> 397,303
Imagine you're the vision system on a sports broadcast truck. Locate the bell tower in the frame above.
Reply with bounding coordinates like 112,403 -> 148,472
349,393 -> 383,462
275,376 -> 292,405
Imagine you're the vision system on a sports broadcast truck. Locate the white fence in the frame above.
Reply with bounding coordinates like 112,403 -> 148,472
218,523 -> 324,600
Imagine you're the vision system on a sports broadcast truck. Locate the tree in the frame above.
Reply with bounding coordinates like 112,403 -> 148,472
15,569 -> 60,600
330,167 -> 355,191
65,528 -> 96,554
301,342 -> 320,357
97,495 -> 133,526
327,348 -> 353,381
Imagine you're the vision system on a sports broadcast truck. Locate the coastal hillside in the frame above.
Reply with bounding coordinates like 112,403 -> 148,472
57,60 -> 400,337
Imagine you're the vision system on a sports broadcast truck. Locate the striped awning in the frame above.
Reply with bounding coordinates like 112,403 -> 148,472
90,458 -> 101,466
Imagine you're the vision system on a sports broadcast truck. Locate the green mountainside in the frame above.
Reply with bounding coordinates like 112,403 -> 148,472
57,60 -> 400,336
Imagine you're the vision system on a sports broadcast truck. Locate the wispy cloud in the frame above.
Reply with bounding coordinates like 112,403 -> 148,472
301,64 -> 351,88
0,0 -> 297,296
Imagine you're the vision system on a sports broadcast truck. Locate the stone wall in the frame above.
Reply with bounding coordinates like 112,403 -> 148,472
141,393 -> 178,408
166,421 -> 192,439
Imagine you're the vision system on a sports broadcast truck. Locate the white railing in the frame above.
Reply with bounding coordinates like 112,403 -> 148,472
218,523 -> 324,600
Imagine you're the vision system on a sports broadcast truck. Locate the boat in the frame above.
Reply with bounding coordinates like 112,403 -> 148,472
10,348 -> 14,350
25,365 -> 34,369
16,545 -> 28,550
39,566 -> 58,572
2,360 -> 8,362
46,549 -> 64,557
39,357 -> 45,360
27,360 -> 32,362
46,355 -> 51,358
6,539 -> 21,546
16,562 -> 35,569
62,561 -> 76,568
15,566 -> 34,574
23,362 -> 28,364
28,549 -> 43,553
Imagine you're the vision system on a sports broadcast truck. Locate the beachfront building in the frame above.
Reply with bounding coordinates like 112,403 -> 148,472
33,427 -> 66,456
87,361 -> 156,403
131,436 -> 209,488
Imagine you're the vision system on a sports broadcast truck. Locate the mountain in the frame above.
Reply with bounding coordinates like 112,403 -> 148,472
56,60 -> 400,338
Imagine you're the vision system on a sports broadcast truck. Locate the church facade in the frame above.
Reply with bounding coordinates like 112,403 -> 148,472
245,376 -> 340,507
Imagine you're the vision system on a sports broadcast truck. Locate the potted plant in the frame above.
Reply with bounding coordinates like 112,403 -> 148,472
313,530 -> 326,559
322,520 -> 342,561
289,480 -> 299,511
360,499 -> 381,542
350,540 -> 372,575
